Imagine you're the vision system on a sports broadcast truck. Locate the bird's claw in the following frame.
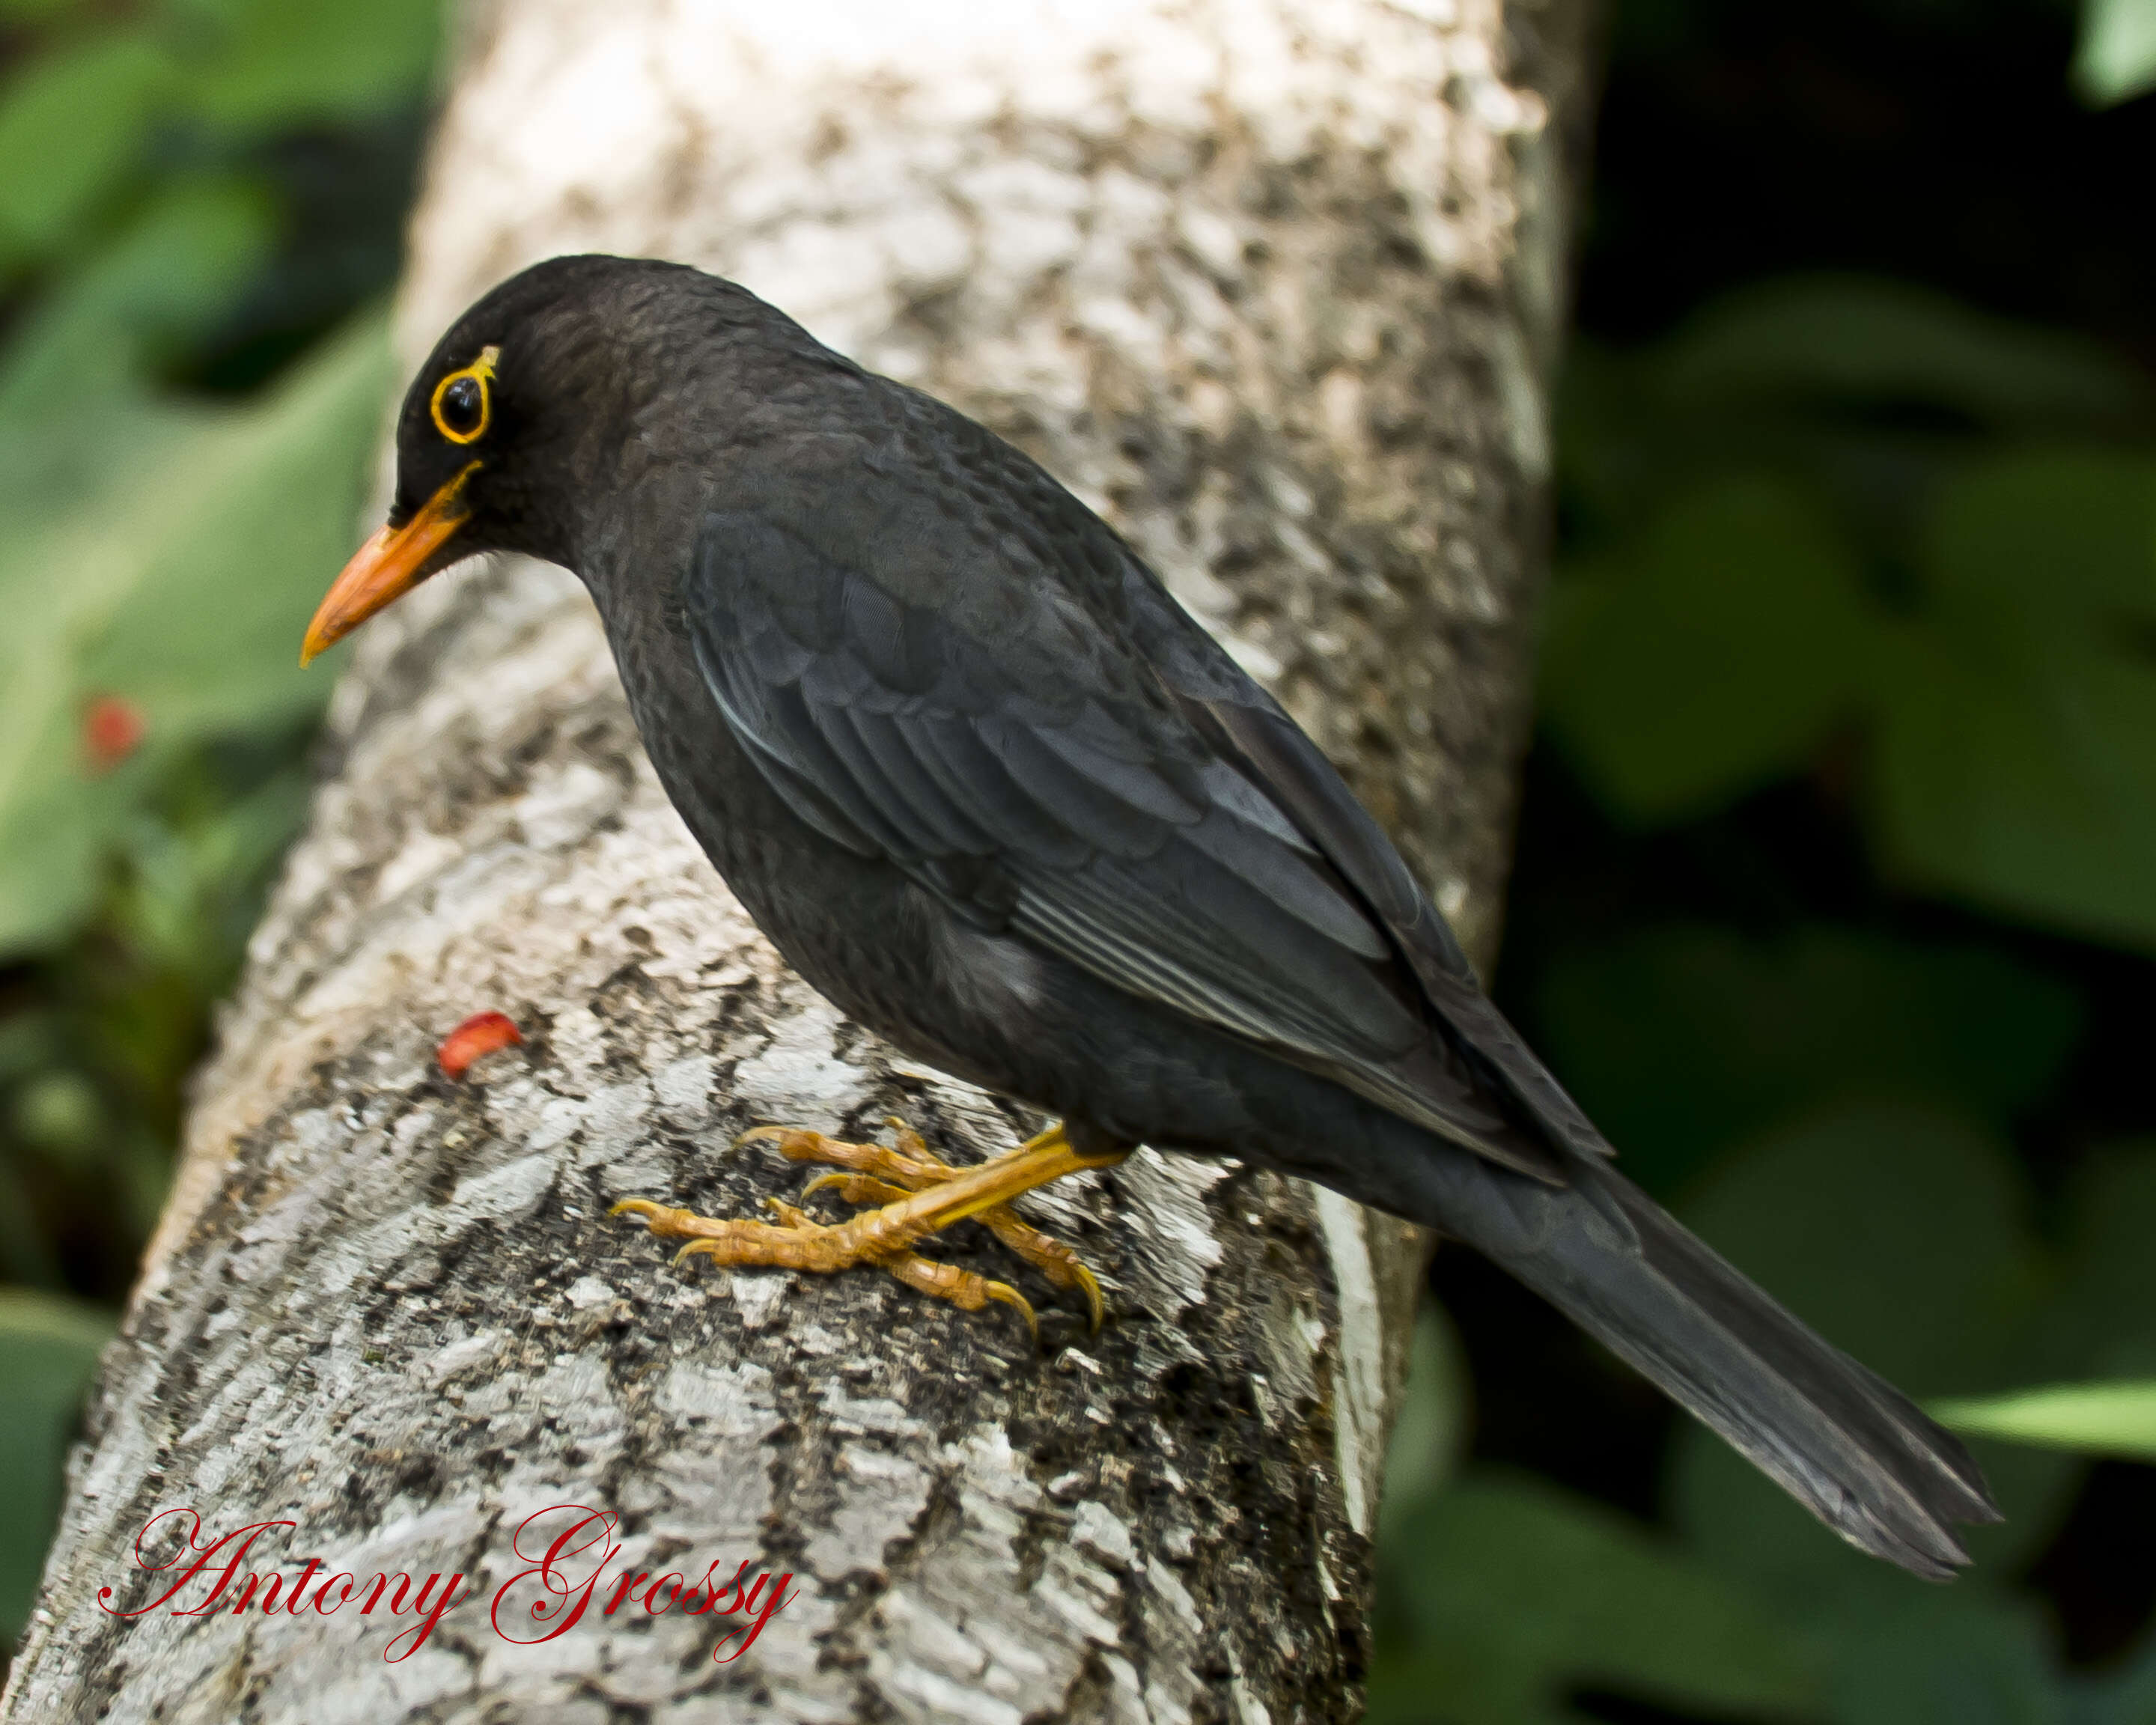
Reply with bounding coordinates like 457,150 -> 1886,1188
981,1280 -> 1040,1344
615,1117 -> 1116,1339
782,1128 -> 1108,1333
610,1196 -> 703,1232
646,1187 -> 1041,1339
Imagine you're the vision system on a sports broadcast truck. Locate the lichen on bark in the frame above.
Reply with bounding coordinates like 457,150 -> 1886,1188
1,1 -> 1583,1718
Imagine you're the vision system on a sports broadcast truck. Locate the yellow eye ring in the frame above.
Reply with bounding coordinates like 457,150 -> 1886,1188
430,345 -> 499,445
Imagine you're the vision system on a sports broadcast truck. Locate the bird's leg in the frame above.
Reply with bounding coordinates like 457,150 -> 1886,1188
771,1119 -> 1106,1329
610,1121 -> 1122,1336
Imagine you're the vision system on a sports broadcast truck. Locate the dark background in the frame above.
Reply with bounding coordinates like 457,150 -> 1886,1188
1375,2 -> 2156,1721
0,1 -> 2151,1719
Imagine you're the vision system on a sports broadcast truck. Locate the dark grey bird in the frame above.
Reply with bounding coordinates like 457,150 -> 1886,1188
306,254 -> 2000,1579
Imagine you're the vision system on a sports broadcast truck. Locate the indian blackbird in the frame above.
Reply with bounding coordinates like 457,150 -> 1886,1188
306,255 -> 1999,1577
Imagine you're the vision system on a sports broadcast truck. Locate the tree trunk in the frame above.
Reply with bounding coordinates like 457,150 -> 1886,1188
4,0 -> 1586,1717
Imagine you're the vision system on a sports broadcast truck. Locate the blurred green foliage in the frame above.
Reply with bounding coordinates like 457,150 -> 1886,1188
0,320 -> 389,956
1939,1384 -> 2156,1461
1544,280 -> 2156,950
2079,0 -> 2156,104
0,1293 -> 110,1631
1371,0 -> 2156,1720
0,0 -> 439,1649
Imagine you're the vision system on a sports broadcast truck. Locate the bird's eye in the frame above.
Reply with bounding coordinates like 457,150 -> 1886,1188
429,347 -> 497,445
438,377 -> 484,436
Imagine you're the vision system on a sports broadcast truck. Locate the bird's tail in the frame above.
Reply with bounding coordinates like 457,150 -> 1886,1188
1401,1148 -> 2003,1577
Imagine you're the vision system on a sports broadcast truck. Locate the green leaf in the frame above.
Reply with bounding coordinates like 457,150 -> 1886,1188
1550,292 -> 2156,952
2077,0 -> 2156,105
1873,639 -> 2156,952
1920,448 -> 2156,641
1541,477 -> 1880,823
1824,1591 -> 2067,1725
1536,928 -> 2081,1197
177,0 -> 442,128
0,311 -> 388,960
0,34 -> 172,275
0,1290 -> 114,1638
1871,451 -> 2156,950
1682,1104 -> 2042,1401
76,313 -> 391,735
0,177 -> 275,456
1932,1381 -> 2156,1460
1658,276 -> 2149,433
1368,1473 -> 1818,1725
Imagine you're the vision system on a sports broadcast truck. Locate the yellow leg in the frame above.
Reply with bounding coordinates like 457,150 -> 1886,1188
611,1120 -> 1122,1336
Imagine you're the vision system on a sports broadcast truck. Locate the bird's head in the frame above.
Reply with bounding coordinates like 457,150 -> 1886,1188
302,254 -> 735,666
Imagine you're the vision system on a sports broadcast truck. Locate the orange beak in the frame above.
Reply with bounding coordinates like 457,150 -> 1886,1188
301,464 -> 480,666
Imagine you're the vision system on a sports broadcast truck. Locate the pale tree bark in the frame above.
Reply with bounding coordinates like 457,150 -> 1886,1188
4,0 -> 1586,1718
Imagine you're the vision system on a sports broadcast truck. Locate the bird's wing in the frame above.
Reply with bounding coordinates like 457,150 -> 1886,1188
683,492 -> 1567,1181
1113,558 -> 1618,1163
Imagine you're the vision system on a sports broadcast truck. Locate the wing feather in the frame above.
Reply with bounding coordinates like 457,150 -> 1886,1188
686,493 -> 1571,1182
1121,568 -> 1620,1161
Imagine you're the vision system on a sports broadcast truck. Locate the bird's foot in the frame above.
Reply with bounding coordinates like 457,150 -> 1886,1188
611,1192 -> 1041,1336
759,1118 -> 1106,1331
610,1119 -> 1119,1339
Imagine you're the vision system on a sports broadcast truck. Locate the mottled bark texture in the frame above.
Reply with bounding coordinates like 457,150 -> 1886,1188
5,0 -> 1583,1718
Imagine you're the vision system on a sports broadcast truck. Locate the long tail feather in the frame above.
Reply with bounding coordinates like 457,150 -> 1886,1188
1400,1149 -> 2001,1578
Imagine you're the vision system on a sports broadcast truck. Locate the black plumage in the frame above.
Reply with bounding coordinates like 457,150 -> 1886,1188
321,254 -> 2000,1578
